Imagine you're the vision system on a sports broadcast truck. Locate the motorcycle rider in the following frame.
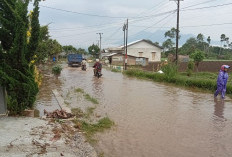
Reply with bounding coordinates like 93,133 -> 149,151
81,58 -> 87,70
93,59 -> 102,76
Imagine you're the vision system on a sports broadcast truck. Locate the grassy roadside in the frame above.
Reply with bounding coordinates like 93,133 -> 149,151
123,69 -> 232,94
72,87 -> 114,146
71,107 -> 114,144
75,88 -> 99,104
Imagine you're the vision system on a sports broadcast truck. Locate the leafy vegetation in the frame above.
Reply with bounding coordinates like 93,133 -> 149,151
72,107 -> 114,144
186,61 -> 195,76
111,68 -> 121,73
161,63 -> 178,81
75,88 -> 85,93
123,69 -> 232,94
88,44 -> 100,58
78,117 -> 114,143
161,28 -> 232,60
52,65 -> 62,75
0,0 -> 41,114
75,88 -> 99,104
63,45 -> 87,55
84,94 -> 99,104
190,50 -> 205,72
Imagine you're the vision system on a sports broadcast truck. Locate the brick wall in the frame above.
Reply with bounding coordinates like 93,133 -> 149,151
143,61 -> 232,72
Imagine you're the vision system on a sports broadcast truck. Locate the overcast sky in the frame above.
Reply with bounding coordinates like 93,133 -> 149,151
34,0 -> 232,48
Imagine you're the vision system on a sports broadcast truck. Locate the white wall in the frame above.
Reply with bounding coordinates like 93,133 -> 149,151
127,41 -> 161,62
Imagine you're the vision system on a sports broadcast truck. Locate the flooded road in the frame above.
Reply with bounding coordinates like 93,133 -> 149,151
36,64 -> 232,157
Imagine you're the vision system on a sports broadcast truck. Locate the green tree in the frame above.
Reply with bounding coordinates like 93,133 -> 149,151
63,45 -> 78,55
207,36 -> 211,45
190,50 -> 204,72
164,27 -> 177,39
0,0 -> 40,114
196,33 -> 204,43
220,34 -> 226,55
180,37 -> 197,55
27,0 -> 40,62
39,25 -> 50,41
88,44 -> 100,58
162,39 -> 174,52
48,39 -> 62,58
77,48 -> 87,55
35,25 -> 50,63
163,27 -> 180,53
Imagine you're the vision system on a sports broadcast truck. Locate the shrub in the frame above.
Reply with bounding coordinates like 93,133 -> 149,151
186,61 -> 195,76
52,65 -> 62,75
161,63 -> 178,81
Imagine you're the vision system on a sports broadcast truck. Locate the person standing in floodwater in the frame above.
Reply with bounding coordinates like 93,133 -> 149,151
214,65 -> 230,99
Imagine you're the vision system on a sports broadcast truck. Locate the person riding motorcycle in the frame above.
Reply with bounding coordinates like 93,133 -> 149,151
81,58 -> 87,70
93,59 -> 102,76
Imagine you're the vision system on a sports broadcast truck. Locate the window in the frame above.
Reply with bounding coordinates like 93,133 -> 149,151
139,52 -> 143,57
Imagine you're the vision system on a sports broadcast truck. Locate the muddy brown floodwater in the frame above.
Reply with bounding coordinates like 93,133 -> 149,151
36,64 -> 232,157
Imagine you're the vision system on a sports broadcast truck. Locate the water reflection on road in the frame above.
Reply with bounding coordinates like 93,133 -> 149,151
36,65 -> 232,157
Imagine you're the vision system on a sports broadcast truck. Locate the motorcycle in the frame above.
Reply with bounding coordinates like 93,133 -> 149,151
94,68 -> 102,78
81,64 -> 86,71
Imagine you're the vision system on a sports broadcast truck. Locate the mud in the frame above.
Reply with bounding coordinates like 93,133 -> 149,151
36,64 -> 232,157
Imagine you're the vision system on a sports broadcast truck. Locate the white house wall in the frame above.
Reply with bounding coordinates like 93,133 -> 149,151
127,41 -> 161,61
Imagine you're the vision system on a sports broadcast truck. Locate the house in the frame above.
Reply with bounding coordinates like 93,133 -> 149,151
106,39 -> 163,62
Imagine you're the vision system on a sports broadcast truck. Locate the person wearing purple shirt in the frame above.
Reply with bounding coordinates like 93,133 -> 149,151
214,65 -> 230,99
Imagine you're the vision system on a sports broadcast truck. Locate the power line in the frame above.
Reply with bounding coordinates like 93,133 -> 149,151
104,27 -> 122,41
39,5 -> 126,19
181,2 -> 232,11
135,0 -> 169,18
129,10 -> 177,38
181,22 -> 232,28
49,21 -> 124,31
39,4 -> 177,19
130,22 -> 232,28
146,13 -> 176,39
53,26 -> 116,38
181,0 -> 219,9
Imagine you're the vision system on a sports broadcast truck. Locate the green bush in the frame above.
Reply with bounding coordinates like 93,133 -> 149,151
52,65 -> 62,75
161,63 -> 178,81
186,61 -> 195,76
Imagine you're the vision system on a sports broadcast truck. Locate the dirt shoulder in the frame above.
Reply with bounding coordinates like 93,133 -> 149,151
0,116 -> 97,157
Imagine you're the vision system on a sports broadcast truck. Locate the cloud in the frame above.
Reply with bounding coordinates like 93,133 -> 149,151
35,0 -> 232,48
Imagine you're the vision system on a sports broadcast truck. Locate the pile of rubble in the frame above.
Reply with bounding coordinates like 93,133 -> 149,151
44,109 -> 74,119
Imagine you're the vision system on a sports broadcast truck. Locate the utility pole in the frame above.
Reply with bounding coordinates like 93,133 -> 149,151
170,0 -> 183,64
123,19 -> 128,70
96,33 -> 103,59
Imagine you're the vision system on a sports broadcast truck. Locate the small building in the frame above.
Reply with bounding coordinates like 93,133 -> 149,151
168,54 -> 189,62
106,39 -> 163,62
105,53 -> 148,66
